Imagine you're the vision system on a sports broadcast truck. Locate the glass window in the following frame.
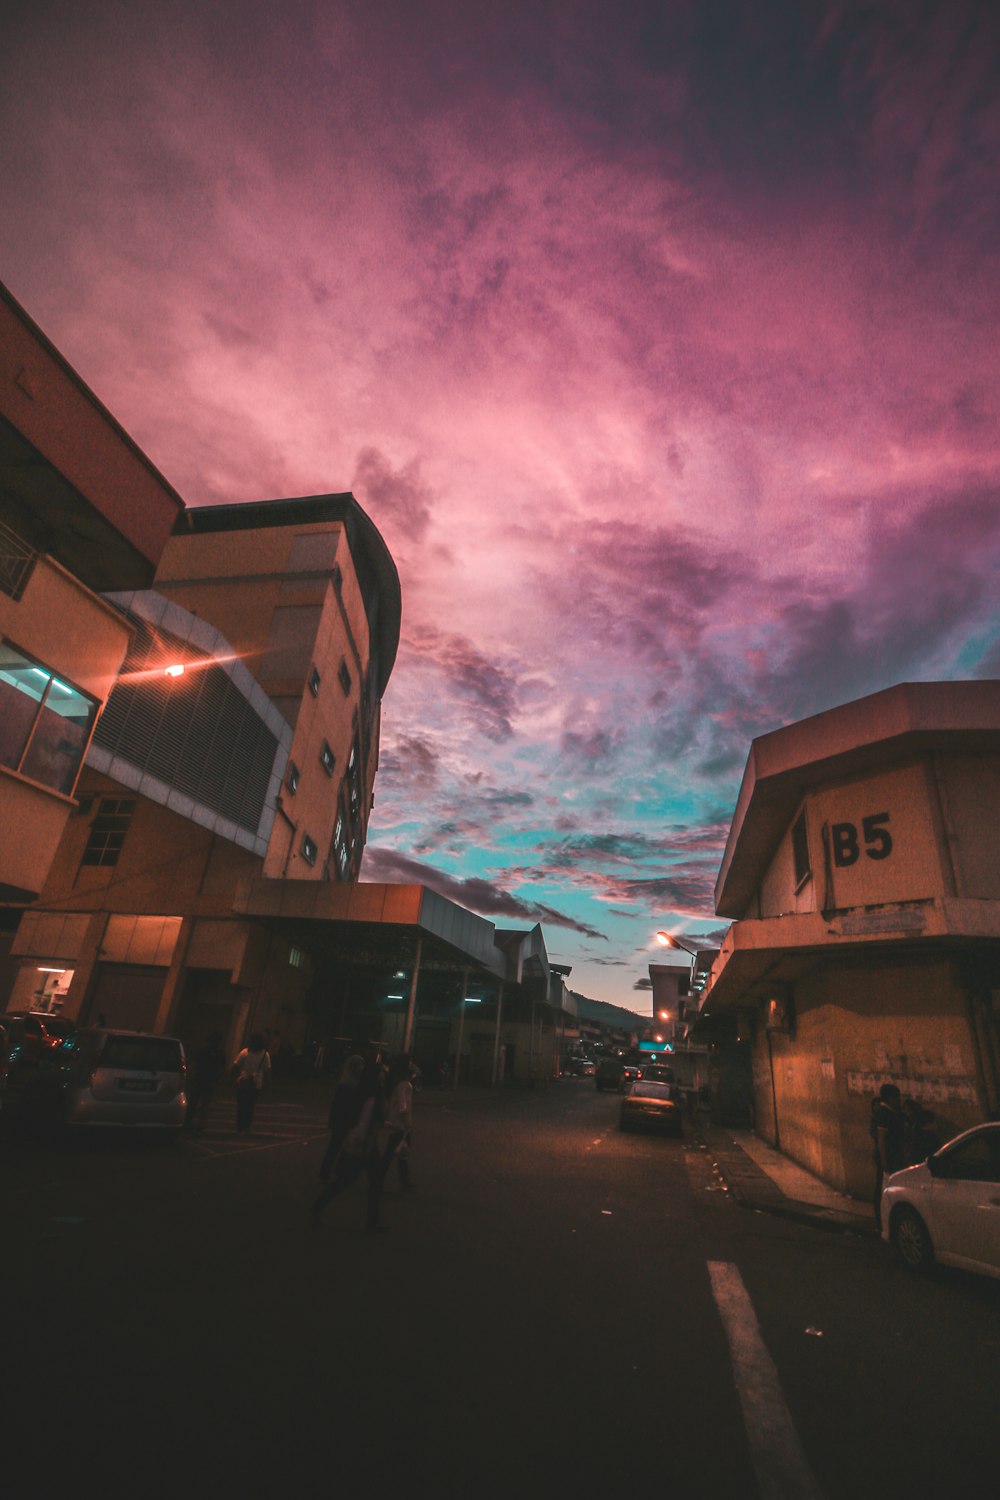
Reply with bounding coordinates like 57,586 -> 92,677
320,741 -> 336,776
338,659 -> 352,695
937,1132 -> 1000,1184
301,833 -> 318,866
286,761 -> 300,794
0,642 -> 97,795
308,666 -> 321,697
792,811 -> 810,888
81,799 -> 135,867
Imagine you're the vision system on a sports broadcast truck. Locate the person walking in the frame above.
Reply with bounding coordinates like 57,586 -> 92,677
871,1082 -> 906,1227
232,1032 -> 271,1134
319,1053 -> 365,1181
379,1053 -> 415,1191
311,1055 -> 386,1232
184,1030 -> 227,1135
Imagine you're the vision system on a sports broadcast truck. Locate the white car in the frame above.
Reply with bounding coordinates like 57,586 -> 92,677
881,1122 -> 1000,1280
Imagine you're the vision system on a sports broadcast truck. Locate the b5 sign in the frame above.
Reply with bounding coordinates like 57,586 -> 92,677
830,812 -> 893,867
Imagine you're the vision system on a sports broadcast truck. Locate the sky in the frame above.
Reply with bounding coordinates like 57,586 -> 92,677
2,0 -> 999,1010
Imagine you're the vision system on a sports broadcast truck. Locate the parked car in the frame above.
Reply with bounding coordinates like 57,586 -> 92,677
0,1014 -> 54,1118
882,1122 -> 1000,1281
22,1028 -> 187,1140
1,1011 -> 60,1060
595,1058 -> 625,1092
640,1064 -> 676,1085
619,1080 -> 684,1137
33,1013 -> 76,1047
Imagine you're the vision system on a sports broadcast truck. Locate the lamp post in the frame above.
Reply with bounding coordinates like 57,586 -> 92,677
655,930 -> 699,957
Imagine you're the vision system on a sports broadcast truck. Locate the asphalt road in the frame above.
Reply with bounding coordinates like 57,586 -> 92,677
4,1077 -> 999,1499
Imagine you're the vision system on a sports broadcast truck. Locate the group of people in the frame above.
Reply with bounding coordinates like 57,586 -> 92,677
870,1082 -> 938,1225
183,1033 -> 417,1232
311,1049 -> 415,1233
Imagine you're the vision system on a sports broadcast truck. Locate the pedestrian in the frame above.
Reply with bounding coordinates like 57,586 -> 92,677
310,1055 -> 387,1232
319,1053 -> 365,1181
232,1032 -> 271,1133
871,1082 -> 905,1227
379,1053 -> 415,1191
903,1097 -> 938,1165
184,1030 -> 227,1134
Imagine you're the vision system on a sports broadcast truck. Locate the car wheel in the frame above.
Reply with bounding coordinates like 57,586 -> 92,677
891,1205 -> 935,1272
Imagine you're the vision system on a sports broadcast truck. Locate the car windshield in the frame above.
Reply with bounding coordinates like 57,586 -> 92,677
630,1082 -> 676,1099
98,1036 -> 183,1072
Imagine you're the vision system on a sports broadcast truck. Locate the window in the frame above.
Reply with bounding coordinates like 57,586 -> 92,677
81,798 -> 136,867
320,741 -> 336,776
332,811 -> 350,878
338,659 -> 352,695
0,641 -> 98,796
0,521 -> 37,601
286,761 -> 300,794
347,737 -> 362,824
792,810 -> 810,889
289,946 -> 305,968
936,1132 -> 1000,1183
301,833 -> 318,866
308,666 -> 321,697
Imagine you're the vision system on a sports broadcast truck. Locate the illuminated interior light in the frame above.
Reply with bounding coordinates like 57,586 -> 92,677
165,663 -> 185,678
37,966 -> 67,973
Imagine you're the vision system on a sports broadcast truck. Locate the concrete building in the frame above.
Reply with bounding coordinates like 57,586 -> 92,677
0,281 -> 181,985
698,681 -> 1000,1198
4,495 -> 402,1057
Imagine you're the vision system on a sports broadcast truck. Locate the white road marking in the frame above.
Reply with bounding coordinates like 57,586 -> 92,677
707,1260 -> 824,1500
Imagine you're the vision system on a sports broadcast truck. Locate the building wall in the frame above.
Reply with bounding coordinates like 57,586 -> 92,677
757,758 -> 950,918
155,521 -> 374,883
751,957 -> 982,1199
938,753 -> 1000,897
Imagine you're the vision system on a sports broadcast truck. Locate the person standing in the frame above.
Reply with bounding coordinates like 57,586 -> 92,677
319,1054 -> 365,1181
379,1053 -> 415,1191
871,1083 -> 905,1227
232,1032 -> 271,1134
311,1055 -> 386,1232
184,1030 -> 227,1135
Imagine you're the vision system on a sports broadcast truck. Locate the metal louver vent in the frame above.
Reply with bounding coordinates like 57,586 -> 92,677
93,617 -> 278,835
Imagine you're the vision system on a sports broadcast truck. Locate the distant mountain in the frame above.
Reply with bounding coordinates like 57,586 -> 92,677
571,992 -> 648,1031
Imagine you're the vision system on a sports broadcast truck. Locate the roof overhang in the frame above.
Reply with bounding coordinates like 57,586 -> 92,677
699,897 -> 1000,1014
716,681 -> 1000,918
232,878 -> 512,981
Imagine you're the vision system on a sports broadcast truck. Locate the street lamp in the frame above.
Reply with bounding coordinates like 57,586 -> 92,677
655,930 -> 699,957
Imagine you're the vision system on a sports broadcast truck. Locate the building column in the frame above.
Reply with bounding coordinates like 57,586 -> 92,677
491,982 -> 505,1087
402,935 -> 422,1054
153,916 -> 197,1037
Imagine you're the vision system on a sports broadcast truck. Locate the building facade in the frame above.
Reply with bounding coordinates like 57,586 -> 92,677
4,495 -> 402,1060
699,681 -> 1000,1198
0,281 -> 183,1012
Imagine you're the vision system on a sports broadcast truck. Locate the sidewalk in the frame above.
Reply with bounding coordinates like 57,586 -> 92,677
693,1115 -> 878,1237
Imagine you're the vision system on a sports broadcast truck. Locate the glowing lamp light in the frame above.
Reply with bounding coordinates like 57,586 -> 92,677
165,663 -> 185,678
655,930 -> 698,956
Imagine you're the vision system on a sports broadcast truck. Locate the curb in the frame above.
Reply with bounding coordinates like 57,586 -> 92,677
693,1124 -> 878,1238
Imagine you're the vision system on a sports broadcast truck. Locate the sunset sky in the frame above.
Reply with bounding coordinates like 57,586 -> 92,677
3,1 -> 999,1009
